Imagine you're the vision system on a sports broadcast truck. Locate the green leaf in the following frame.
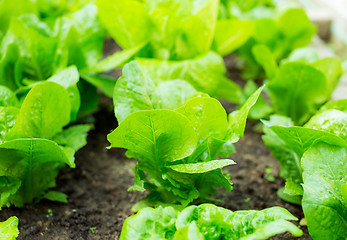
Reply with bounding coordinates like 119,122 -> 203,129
113,62 -> 156,123
108,110 -> 197,166
0,176 -> 21,209
96,0 -> 150,50
5,82 -> 71,140
0,216 -> 19,240
153,80 -> 197,110
304,109 -> 347,141
137,52 -> 244,103
173,222 -> 204,240
313,57 -> 342,95
277,8 -> 316,48
0,86 -> 18,107
82,74 -> 117,98
0,43 -> 22,91
268,62 -> 328,124
120,206 -> 178,240
0,138 -> 72,207
177,204 -> 302,240
176,97 -> 228,142
168,159 -> 235,174
58,3 -> 104,69
301,143 -> 347,240
43,191 -> 68,203
120,204 -> 302,240
318,99 -> 347,114
0,107 -> 19,143
213,19 -> 254,55
52,124 -> 91,151
269,126 -> 347,159
228,85 -> 264,142
114,61 -> 197,123
83,44 -> 144,74
252,44 -> 278,79
48,66 -> 81,121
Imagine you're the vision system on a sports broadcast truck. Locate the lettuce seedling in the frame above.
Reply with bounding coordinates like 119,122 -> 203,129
251,45 -> 343,124
0,82 -> 91,208
108,62 -> 263,205
0,3 -> 109,117
262,99 -> 347,204
119,204 -> 303,240
0,216 -> 19,240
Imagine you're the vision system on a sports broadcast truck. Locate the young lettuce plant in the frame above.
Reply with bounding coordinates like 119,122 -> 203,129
214,1 -> 316,79
95,0 -> 244,103
0,216 -> 19,240
0,82 -> 91,208
108,62 -> 263,206
119,204 -> 303,240
262,99 -> 347,205
250,46 -> 343,123
0,3 -> 111,117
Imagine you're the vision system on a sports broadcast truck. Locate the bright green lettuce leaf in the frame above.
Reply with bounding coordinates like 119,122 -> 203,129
0,138 -> 72,207
268,126 -> 347,159
96,0 -> 150,50
277,8 -> 316,49
168,159 -> 235,174
81,74 -> 117,98
48,66 -> 81,121
0,43 -> 22,91
177,204 -> 302,240
113,61 -> 198,123
1,15 -> 63,81
57,3 -> 104,70
213,19 -> 254,55
52,124 -> 91,151
0,0 -> 36,33
76,79 -> 99,118
5,82 -> 71,140
176,97 -> 228,143
282,47 -> 319,64
0,86 -> 18,107
318,99 -> 347,114
313,57 -> 342,96
305,109 -> 347,141
120,204 -> 303,240
267,62 -> 328,125
120,206 -> 178,240
137,52 -> 244,103
228,85 -> 265,142
108,109 -> 197,165
83,44 -> 144,74
97,0 -> 218,60
301,143 -> 347,240
252,44 -> 278,79
0,176 -> 21,209
0,107 -> 19,143
173,222 -> 203,240
0,216 -> 19,240
243,80 -> 272,119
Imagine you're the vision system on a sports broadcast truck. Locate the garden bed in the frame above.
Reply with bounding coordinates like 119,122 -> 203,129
0,45 -> 312,238
0,107 -> 311,240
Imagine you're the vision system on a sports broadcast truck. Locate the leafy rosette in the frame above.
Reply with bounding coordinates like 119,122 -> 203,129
119,204 -> 303,240
108,62 -> 263,205
0,82 -> 91,208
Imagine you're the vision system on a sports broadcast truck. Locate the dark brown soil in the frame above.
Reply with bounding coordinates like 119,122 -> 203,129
0,41 -> 312,240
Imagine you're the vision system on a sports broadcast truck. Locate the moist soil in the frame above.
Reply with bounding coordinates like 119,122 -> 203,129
0,41 -> 312,240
